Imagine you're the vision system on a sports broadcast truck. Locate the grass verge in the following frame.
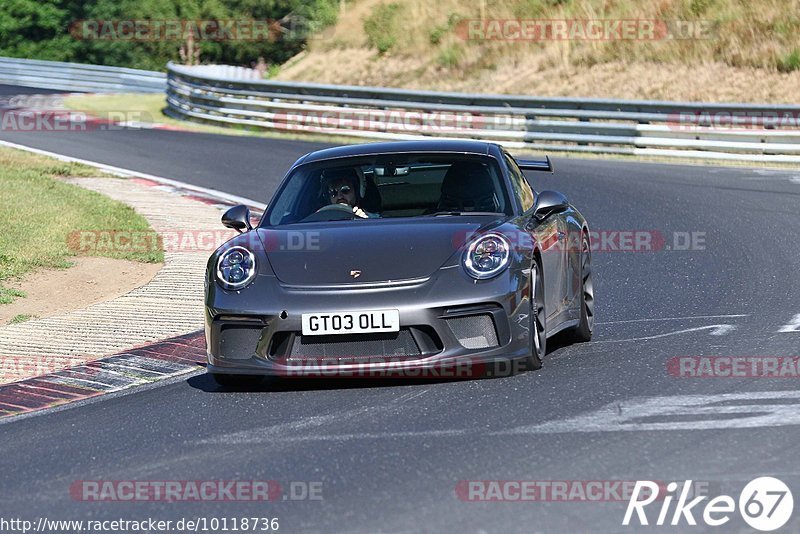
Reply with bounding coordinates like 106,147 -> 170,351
64,93 -> 222,133
63,93 -> 356,145
0,147 -> 163,305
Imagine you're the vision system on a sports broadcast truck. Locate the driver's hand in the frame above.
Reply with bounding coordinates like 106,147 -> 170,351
353,207 -> 368,218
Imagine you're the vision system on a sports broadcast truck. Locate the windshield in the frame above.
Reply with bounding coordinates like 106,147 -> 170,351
264,153 -> 511,226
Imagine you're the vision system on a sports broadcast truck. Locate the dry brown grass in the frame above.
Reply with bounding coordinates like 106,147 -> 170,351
277,0 -> 800,103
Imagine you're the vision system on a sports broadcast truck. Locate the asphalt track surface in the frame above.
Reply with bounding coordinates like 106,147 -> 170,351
1,86 -> 800,532
0,84 -> 66,97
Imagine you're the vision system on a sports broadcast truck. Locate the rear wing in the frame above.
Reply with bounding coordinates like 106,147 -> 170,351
517,156 -> 553,174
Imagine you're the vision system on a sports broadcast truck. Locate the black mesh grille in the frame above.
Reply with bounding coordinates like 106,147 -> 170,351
219,325 -> 264,360
288,330 -> 421,362
445,314 -> 499,349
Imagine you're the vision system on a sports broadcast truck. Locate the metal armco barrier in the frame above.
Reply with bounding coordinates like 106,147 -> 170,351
0,56 -> 165,93
166,62 -> 800,163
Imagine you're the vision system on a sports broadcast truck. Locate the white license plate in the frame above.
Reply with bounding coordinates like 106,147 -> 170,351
301,310 -> 400,336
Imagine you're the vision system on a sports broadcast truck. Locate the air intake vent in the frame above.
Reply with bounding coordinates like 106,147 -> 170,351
446,314 -> 499,349
219,325 -> 264,359
288,330 -> 421,362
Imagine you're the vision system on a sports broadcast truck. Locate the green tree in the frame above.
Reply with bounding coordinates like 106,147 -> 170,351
0,0 -> 340,71
0,0 -> 77,61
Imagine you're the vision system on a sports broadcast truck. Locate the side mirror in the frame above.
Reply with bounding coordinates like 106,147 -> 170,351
532,190 -> 569,221
222,204 -> 252,233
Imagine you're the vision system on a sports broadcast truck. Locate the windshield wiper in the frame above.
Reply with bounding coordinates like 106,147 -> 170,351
426,211 -> 504,217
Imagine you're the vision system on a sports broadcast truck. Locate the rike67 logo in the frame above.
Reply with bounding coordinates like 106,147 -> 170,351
623,477 -> 794,531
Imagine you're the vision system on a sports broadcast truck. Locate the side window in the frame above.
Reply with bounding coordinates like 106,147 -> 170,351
503,153 -> 535,211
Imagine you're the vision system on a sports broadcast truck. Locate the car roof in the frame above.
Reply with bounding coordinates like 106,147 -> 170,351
294,140 -> 497,167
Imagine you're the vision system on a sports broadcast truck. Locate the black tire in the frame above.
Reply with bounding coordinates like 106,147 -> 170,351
526,259 -> 546,370
570,234 -> 594,342
210,373 -> 264,388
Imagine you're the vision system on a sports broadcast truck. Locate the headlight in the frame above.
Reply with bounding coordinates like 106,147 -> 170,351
463,233 -> 511,279
216,246 -> 256,289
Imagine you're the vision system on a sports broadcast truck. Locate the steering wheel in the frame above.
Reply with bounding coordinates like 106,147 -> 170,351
301,202 -> 357,222
319,203 -> 356,214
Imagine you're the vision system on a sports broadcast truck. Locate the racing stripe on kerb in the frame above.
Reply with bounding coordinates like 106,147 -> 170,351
0,331 -> 205,419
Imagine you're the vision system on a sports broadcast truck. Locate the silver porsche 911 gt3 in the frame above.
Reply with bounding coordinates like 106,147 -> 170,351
204,140 -> 593,385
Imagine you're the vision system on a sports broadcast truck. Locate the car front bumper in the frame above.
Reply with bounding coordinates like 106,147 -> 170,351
205,268 -> 533,378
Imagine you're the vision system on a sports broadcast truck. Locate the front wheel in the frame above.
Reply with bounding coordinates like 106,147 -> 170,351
526,260 -> 546,370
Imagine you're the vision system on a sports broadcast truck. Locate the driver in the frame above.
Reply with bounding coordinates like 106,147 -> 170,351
322,168 -> 378,219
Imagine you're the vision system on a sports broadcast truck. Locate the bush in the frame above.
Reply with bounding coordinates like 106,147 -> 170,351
363,3 -> 402,55
777,49 -> 800,73
437,44 -> 463,68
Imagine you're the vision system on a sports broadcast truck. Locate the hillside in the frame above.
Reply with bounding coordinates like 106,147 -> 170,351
275,0 -> 800,103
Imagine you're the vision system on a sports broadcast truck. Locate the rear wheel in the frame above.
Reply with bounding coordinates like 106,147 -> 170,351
210,373 -> 263,388
526,260 -> 546,370
570,234 -> 594,342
